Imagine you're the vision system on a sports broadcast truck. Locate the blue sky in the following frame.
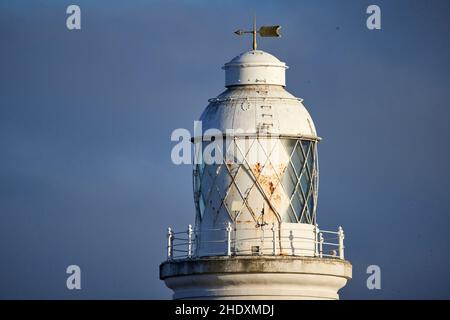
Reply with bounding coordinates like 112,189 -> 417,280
0,0 -> 449,299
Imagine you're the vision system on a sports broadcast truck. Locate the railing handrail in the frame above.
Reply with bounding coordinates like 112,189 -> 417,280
166,223 -> 346,261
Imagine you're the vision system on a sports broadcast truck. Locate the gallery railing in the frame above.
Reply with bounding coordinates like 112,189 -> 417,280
166,223 -> 345,261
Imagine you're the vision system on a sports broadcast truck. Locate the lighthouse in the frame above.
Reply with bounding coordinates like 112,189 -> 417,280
160,21 -> 352,300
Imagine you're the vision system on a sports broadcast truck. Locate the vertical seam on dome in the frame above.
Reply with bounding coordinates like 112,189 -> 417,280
231,97 -> 238,134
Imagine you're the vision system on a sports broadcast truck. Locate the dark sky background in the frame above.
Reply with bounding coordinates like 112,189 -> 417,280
0,0 -> 449,299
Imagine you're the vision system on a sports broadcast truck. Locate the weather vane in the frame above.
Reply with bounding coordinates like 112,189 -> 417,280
234,16 -> 281,50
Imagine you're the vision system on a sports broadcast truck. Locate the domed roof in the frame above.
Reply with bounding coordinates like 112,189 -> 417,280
198,50 -> 317,139
224,50 -> 285,66
200,85 -> 318,138
222,50 -> 288,87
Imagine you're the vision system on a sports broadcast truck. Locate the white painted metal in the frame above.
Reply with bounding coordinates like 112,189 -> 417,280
167,224 -> 344,260
161,47 -> 352,300
161,256 -> 352,300
202,85 -> 317,137
271,222 -> 276,255
223,50 -> 287,86
195,50 -> 320,256
338,226 -> 345,260
187,224 -> 193,259
167,227 -> 173,260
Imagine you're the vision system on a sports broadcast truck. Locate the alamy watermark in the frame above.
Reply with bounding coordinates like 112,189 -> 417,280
66,265 -> 81,290
366,265 -> 381,290
366,5 -> 381,30
66,5 -> 81,30
171,121 -> 287,166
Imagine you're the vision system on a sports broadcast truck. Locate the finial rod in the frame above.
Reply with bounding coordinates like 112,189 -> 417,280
253,15 -> 257,51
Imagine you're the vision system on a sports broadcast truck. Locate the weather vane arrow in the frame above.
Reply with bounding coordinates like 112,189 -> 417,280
234,16 -> 281,50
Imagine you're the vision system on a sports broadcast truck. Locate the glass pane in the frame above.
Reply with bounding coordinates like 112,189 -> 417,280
281,163 -> 297,198
301,140 -> 311,158
291,189 -> 303,220
291,143 -> 304,177
235,165 -> 255,197
299,207 -> 309,223
215,163 -> 231,196
223,183 -> 242,218
246,187 -> 265,220
200,164 -> 217,201
199,195 -> 205,219
198,160 -> 205,179
233,138 -> 255,165
208,182 -> 223,215
225,138 -> 239,164
193,142 -> 203,173
196,137 -> 319,225
306,141 -> 315,173
227,162 -> 240,179
307,187 -> 314,211
205,165 -> 227,216
281,139 -> 296,158
300,170 -> 310,195
193,165 -> 201,193
283,205 -> 297,223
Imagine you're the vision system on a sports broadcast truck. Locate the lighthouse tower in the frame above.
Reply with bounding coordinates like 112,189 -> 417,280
160,22 -> 352,300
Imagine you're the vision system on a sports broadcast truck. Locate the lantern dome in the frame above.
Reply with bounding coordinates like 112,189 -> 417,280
223,50 -> 288,87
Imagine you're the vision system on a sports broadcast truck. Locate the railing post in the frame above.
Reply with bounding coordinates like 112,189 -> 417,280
319,232 -> 324,258
226,222 -> 232,256
187,224 -> 193,259
271,222 -> 277,256
314,224 -> 319,257
338,226 -> 345,260
167,227 -> 173,261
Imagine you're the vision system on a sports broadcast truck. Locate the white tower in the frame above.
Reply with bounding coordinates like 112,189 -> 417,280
160,22 -> 352,300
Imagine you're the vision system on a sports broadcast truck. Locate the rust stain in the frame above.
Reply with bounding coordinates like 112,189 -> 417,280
246,162 -> 289,224
255,162 -> 262,174
269,181 -> 275,195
